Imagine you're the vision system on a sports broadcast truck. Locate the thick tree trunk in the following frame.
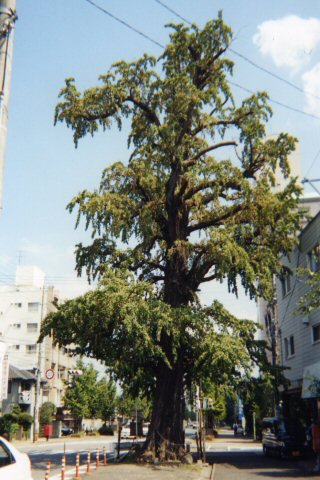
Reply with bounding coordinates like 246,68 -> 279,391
142,355 -> 186,461
139,235 -> 190,461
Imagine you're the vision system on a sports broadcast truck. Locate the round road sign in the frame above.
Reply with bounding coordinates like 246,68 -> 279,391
45,368 -> 54,380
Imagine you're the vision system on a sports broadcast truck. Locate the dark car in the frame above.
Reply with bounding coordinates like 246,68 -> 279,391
61,426 -> 73,436
262,417 -> 305,458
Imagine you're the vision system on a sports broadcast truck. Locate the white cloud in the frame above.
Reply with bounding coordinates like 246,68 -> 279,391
302,63 -> 320,116
253,16 -> 320,71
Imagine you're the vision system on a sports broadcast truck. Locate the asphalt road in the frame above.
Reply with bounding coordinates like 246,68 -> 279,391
20,438 -> 121,480
207,450 -> 317,479
18,429 -> 319,480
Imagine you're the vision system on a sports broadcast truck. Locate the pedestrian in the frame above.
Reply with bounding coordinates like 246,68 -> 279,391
233,422 -> 238,436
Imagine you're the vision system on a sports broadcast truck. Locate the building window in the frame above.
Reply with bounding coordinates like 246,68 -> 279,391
26,344 -> 37,354
12,323 -> 21,329
28,302 -> 40,312
313,324 -> 320,343
9,345 -> 20,351
27,323 -> 38,333
281,273 -> 292,297
284,335 -> 295,358
13,302 -> 22,308
308,244 -> 320,272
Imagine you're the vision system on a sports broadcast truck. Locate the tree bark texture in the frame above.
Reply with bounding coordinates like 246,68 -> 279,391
143,355 -> 185,461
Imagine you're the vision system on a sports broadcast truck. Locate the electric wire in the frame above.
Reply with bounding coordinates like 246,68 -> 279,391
304,148 -> 320,178
230,81 -> 320,121
229,49 -> 320,103
82,0 -> 320,123
83,0 -> 163,48
154,0 -> 190,25
154,0 -> 320,103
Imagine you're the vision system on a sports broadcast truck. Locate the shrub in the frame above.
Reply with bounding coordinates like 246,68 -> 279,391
40,402 -> 56,425
98,424 -> 114,436
0,414 -> 19,439
18,412 -> 34,431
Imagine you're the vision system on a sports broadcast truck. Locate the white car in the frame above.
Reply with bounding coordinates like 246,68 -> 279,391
121,423 -> 131,438
0,436 -> 33,480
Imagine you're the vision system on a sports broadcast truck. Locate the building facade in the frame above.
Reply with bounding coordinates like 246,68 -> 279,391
0,266 -> 75,410
277,211 -> 320,422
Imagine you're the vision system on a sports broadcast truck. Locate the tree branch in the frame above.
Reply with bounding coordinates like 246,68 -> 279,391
202,273 -> 220,283
184,141 -> 237,168
126,95 -> 161,127
187,203 -> 245,233
184,177 -> 242,203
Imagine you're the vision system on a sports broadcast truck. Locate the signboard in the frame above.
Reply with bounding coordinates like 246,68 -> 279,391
302,361 -> 320,398
45,368 -> 54,380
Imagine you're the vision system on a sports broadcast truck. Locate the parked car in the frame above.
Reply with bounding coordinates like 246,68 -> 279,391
121,423 -> 131,438
143,423 -> 150,436
61,425 -> 73,436
262,417 -> 305,458
235,425 -> 245,436
0,436 -> 33,479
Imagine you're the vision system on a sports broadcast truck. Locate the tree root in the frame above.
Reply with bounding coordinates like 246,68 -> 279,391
137,438 -> 193,464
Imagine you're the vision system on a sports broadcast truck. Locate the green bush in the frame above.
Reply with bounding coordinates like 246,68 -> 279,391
98,424 -> 114,435
40,402 -> 56,425
18,412 -> 34,431
0,414 -> 19,439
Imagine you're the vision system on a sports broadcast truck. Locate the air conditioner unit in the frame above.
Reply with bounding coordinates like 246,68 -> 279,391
302,316 -> 309,325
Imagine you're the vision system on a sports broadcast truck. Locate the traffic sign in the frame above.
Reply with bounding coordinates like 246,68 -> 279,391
45,368 -> 54,380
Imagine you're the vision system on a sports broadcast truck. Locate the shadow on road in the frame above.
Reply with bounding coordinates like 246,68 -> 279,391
205,451 -> 316,478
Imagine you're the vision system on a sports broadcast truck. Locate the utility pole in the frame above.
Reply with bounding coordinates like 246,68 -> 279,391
33,285 -> 46,442
0,0 -> 17,211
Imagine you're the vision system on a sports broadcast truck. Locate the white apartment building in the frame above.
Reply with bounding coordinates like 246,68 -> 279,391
0,266 -> 75,409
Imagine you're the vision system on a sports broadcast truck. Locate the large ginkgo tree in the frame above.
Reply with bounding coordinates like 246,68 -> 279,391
41,15 -> 302,460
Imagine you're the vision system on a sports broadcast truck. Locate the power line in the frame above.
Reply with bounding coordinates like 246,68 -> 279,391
154,0 -> 191,25
229,49 -> 320,103
83,0 -> 163,48
230,81 -> 320,121
304,147 -> 320,177
154,0 -> 320,103
83,0 -> 320,123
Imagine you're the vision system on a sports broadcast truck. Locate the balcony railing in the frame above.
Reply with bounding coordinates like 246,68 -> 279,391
19,391 -> 31,404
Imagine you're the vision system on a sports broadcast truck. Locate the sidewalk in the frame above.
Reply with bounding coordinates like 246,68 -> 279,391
52,463 -> 212,480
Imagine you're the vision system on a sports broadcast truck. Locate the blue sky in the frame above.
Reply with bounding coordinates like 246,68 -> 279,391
1,0 -> 320,318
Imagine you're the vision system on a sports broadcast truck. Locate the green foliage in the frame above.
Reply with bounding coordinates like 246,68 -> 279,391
18,412 -> 34,431
11,404 -> 21,417
40,401 -> 57,425
94,377 -> 117,423
42,273 -> 269,396
239,375 -> 275,435
117,389 -> 151,420
42,15 -> 304,448
63,360 -> 117,425
0,414 -> 19,438
63,361 -> 99,421
296,268 -> 320,315
98,424 -> 114,435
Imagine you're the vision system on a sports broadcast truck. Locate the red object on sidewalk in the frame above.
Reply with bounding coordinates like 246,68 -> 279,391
312,424 -> 320,453
44,424 -> 53,439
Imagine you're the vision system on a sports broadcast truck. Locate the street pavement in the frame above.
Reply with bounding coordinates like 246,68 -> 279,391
11,428 -> 320,479
206,428 -> 318,479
